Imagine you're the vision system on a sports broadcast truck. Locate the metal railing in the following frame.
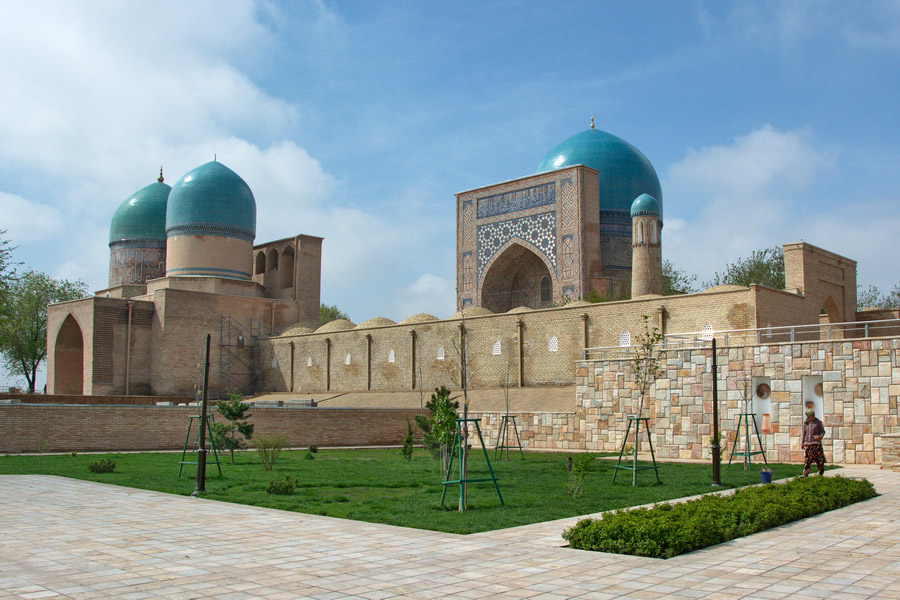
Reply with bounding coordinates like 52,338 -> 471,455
582,318 -> 900,361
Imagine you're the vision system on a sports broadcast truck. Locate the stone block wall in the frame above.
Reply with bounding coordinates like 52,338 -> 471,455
576,337 -> 900,465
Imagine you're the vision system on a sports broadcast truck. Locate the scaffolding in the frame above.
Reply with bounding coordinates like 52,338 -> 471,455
218,316 -> 261,399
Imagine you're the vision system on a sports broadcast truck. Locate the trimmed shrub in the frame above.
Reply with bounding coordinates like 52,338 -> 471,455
563,476 -> 876,558
308,444 -> 318,454
87,459 -> 116,473
266,475 -> 298,495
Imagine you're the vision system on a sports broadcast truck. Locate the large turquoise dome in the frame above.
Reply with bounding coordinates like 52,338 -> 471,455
109,179 -> 171,246
165,161 -> 256,242
536,127 -> 663,218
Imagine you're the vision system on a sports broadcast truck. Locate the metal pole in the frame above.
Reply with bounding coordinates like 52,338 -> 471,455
711,338 -> 721,486
193,334 -> 211,496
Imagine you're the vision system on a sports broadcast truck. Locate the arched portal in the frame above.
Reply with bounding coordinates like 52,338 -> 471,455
255,251 -> 266,275
54,315 -> 84,394
480,243 -> 553,312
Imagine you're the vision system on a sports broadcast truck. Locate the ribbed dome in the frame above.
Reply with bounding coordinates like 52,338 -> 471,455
536,128 -> 663,218
109,180 -> 170,246
166,161 -> 256,242
631,193 -> 660,218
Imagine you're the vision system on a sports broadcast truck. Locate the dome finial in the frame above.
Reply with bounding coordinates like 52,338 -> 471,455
157,166 -> 164,183
590,116 -> 594,130
214,153 -> 217,162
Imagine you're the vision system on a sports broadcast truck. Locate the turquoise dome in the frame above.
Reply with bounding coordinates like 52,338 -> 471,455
109,180 -> 171,246
165,161 -> 256,242
631,193 -> 660,217
536,128 -> 663,218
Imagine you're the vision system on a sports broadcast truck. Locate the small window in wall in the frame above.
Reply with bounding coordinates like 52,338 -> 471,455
619,330 -> 631,347
437,346 -> 445,360
387,349 -> 395,363
306,356 -> 312,367
540,276 -> 551,302
701,323 -> 713,341
637,221 -> 645,244
344,353 -> 351,365
548,335 -> 558,352
492,340 -> 502,355
650,221 -> 658,244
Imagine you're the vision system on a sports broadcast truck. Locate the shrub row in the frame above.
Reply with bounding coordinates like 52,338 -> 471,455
562,476 -> 877,559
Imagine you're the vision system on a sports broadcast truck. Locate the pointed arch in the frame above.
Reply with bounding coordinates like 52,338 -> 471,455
478,239 -> 557,313
281,246 -> 295,289
255,251 -> 266,275
54,314 -> 84,394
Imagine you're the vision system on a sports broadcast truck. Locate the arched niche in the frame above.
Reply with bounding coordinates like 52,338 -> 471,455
264,247 -> 280,289
54,314 -> 84,395
255,251 -> 266,275
281,246 -> 294,289
480,242 -> 554,313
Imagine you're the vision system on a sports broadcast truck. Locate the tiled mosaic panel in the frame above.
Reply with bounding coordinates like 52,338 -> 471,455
110,247 -> 166,285
600,210 -> 632,269
477,182 -> 555,219
477,211 -> 556,282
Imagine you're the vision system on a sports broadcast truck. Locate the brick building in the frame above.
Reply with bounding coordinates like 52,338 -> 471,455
41,123 -> 900,464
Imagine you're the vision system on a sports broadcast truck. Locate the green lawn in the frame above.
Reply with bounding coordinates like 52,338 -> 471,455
0,448 -> 813,534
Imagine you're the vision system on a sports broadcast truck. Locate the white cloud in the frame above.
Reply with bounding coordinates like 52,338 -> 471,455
663,125 -> 835,284
0,192 -> 63,242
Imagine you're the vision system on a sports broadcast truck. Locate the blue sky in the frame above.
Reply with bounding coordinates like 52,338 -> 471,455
1,1 -> 899,387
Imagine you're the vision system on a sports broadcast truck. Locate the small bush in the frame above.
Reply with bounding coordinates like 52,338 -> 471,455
87,459 -> 116,473
565,453 -> 594,499
563,476 -> 876,558
305,452 -> 315,460
266,474 -> 298,495
308,444 -> 318,454
400,418 -> 414,462
254,433 -> 288,471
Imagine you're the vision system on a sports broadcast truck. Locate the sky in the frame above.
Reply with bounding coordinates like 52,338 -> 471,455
1,1 -> 899,388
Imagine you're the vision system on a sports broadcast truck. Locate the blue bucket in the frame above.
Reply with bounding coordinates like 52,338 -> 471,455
761,470 -> 773,484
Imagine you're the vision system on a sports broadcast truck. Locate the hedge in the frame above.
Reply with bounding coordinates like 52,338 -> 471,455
562,476 -> 877,558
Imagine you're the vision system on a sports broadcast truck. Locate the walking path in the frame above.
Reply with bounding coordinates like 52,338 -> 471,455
1,466 -> 899,599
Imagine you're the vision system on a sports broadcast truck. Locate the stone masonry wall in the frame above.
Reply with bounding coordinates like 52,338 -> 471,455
575,337 -> 900,465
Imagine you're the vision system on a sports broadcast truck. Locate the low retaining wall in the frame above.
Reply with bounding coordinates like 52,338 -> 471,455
0,393 -> 193,405
0,405 -> 423,453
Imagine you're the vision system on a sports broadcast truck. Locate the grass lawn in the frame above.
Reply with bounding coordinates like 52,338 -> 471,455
0,448 -> 817,534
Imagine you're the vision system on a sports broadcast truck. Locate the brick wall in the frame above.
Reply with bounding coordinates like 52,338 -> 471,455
0,393 -> 192,405
0,405 -> 423,453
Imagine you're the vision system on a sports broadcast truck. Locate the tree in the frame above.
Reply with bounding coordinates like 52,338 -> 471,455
0,270 -> 88,393
211,391 -> 254,464
413,386 -> 459,473
661,260 -> 698,295
705,246 -> 785,289
320,303 -> 349,325
632,315 -> 664,417
857,284 -> 900,309
0,230 -> 19,307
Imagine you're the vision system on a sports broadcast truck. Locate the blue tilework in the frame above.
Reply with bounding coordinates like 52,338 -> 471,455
109,181 -> 170,245
166,161 -> 256,242
535,128 -> 663,218
477,182 -> 555,219
477,212 -> 556,282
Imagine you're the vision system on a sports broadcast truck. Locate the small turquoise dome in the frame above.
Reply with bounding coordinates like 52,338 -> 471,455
109,179 -> 171,246
536,127 -> 663,218
166,161 -> 256,242
631,193 -> 660,217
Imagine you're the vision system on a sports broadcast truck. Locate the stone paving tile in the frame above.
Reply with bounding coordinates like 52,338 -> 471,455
2,467 -> 900,599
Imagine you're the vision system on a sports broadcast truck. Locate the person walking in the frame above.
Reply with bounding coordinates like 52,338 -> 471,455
801,409 -> 826,476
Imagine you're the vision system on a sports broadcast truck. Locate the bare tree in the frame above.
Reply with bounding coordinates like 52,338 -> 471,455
449,309 -> 477,511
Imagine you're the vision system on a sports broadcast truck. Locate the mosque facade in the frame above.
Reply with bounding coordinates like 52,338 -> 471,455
43,124 -> 900,464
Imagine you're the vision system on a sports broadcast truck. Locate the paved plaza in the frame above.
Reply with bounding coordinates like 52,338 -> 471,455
1,466 -> 899,599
